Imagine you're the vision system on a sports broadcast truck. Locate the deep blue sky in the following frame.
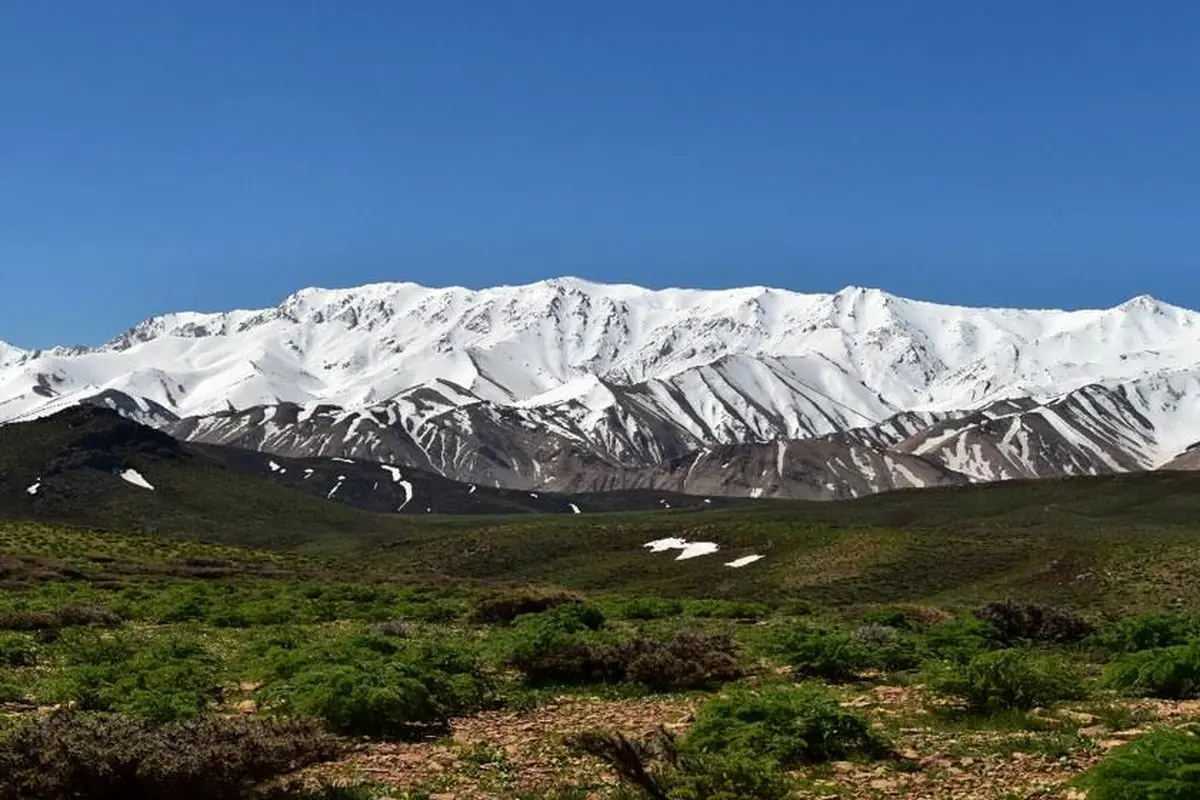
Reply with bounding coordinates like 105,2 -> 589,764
3,1 -> 1199,347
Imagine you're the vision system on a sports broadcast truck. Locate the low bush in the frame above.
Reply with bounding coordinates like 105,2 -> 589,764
1077,725 -> 1200,800
263,637 -> 493,739
683,682 -> 890,766
975,601 -> 1093,645
614,597 -> 684,621
1104,643 -> 1200,699
920,615 -> 1002,662
620,632 -> 744,691
0,611 -> 59,631
0,633 -> 37,667
41,631 -> 222,722
568,729 -> 792,800
506,614 -> 742,691
0,711 -> 343,800
686,600 -> 770,621
0,605 -> 122,632
473,589 -> 586,625
763,626 -> 871,682
505,605 -> 620,685
850,623 -> 923,671
370,619 -> 410,638
1094,612 -> 1200,654
668,753 -> 794,800
929,648 -> 1088,713
0,672 -> 23,703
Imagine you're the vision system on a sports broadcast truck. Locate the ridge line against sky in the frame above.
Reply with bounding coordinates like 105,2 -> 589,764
2,0 -> 1198,347
4,278 -> 1197,355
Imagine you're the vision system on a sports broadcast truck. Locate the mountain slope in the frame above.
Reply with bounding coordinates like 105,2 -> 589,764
0,408 -> 737,547
4,279 -> 1200,499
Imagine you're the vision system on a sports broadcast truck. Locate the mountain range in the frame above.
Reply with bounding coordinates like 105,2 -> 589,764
3,277 -> 1200,500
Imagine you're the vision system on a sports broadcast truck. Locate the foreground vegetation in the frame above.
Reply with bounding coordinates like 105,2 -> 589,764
7,518 -> 1200,798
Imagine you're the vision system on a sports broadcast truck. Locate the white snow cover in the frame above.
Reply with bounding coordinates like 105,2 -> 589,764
25,480 -> 40,495
644,537 -> 720,560
4,280 -> 1200,465
725,555 -> 765,568
119,469 -> 154,490
396,480 -> 413,511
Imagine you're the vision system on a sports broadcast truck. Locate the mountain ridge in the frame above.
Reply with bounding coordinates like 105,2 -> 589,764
3,278 -> 1200,500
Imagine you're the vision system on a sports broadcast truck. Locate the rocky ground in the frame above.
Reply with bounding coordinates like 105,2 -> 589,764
302,687 -> 1198,799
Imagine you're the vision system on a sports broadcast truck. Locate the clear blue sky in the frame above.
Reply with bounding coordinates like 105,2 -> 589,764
3,1 -> 1199,347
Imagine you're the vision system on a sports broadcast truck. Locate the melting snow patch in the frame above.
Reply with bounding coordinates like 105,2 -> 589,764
703,498 -> 712,504
397,481 -> 414,511
749,488 -> 765,499
568,503 -> 581,514
529,492 -> 539,498
303,468 -> 314,480
327,480 -> 344,499
120,469 -> 154,491
725,555 -> 765,569
381,465 -> 403,483
26,480 -> 40,496
468,484 -> 477,494
268,461 -> 282,472
331,457 -> 354,464
643,538 -> 720,561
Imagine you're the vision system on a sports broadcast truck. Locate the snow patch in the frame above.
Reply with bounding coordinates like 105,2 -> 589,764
397,480 -> 414,511
119,469 -> 154,490
381,464 -> 403,483
568,503 -> 581,514
26,480 -> 40,496
331,457 -> 354,464
725,554 -> 764,568
643,537 -> 720,560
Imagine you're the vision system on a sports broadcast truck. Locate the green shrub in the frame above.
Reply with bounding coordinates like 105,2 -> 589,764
686,600 -> 770,620
615,597 -> 684,621
1077,725 -> 1200,800
567,729 -> 791,800
1095,612 -> 1200,654
930,648 -> 1088,713
920,615 -> 1002,662
669,753 -> 793,800
264,639 -> 493,739
975,601 -> 1093,645
850,623 -> 922,671
505,605 -> 620,685
0,671 -> 23,703
0,633 -> 37,667
1104,644 -> 1200,699
684,683 -> 890,767
473,589 -> 586,625
0,711 -> 342,800
41,631 -> 221,722
763,626 -> 870,682
858,606 -> 940,631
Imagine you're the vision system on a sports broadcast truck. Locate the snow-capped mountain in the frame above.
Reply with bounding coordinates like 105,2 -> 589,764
3,278 -> 1200,499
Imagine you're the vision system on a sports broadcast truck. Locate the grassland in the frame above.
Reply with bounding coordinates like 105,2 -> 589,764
5,471 -> 1200,799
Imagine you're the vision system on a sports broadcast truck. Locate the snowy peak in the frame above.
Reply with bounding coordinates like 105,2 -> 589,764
4,278 -> 1200,502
